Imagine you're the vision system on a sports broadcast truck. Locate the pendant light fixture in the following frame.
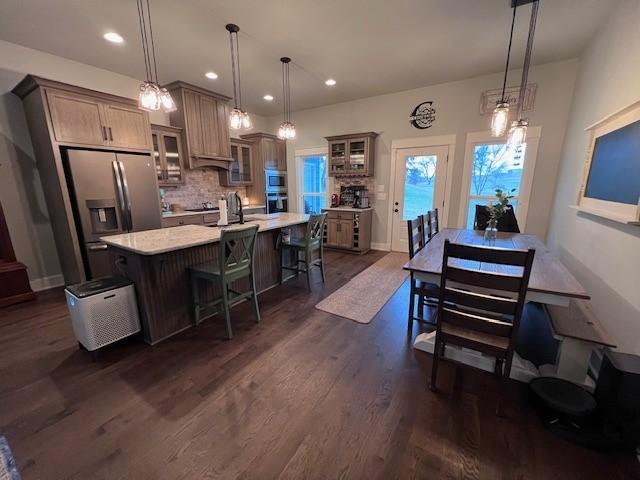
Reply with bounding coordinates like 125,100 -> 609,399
508,0 -> 539,148
278,57 -> 296,140
226,23 -> 252,130
491,4 -> 518,137
136,0 -> 176,112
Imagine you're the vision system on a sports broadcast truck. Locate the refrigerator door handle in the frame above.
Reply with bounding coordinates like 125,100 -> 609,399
118,160 -> 134,232
112,160 -> 130,231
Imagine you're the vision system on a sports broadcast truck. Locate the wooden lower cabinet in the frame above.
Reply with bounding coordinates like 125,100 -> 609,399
322,209 -> 372,254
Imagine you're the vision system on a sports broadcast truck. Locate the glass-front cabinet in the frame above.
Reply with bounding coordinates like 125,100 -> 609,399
151,124 -> 185,186
326,132 -> 378,177
220,138 -> 254,186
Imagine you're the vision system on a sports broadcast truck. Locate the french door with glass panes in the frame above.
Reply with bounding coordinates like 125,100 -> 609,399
458,128 -> 540,230
391,146 -> 449,252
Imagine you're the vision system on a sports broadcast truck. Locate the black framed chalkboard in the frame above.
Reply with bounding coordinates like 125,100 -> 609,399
584,119 -> 640,205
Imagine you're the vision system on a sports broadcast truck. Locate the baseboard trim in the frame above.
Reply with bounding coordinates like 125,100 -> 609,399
30,274 -> 65,292
371,242 -> 391,251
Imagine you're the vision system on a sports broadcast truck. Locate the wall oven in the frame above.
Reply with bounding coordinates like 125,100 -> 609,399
266,192 -> 288,214
265,169 -> 287,193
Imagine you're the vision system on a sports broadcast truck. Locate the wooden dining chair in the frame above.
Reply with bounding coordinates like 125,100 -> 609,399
424,208 -> 440,240
430,239 -> 535,414
407,217 -> 438,329
474,204 -> 520,233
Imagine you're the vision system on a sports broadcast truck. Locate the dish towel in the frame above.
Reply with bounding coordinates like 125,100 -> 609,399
0,436 -> 20,480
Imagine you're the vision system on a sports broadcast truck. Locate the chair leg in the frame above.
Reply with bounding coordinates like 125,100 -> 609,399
305,248 -> 312,292
407,277 -> 415,331
221,283 -> 233,339
495,358 -> 506,417
250,272 -> 260,323
279,246 -> 284,284
319,246 -> 326,283
430,336 -> 441,392
191,274 -> 200,325
417,294 -> 425,321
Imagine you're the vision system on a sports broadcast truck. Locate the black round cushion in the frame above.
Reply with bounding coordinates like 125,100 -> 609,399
530,377 -> 596,417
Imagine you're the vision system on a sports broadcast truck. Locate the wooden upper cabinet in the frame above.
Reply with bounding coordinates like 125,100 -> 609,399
44,84 -> 152,150
326,132 -> 378,177
276,139 -> 287,170
165,81 -> 232,169
46,90 -> 107,146
220,138 -> 253,186
262,137 -> 278,170
103,104 -> 151,150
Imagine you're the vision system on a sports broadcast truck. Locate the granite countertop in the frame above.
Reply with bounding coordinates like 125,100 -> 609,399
162,205 -> 266,218
101,212 -> 308,255
322,206 -> 373,212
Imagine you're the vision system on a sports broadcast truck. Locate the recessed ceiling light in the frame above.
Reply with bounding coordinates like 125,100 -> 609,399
325,78 -> 336,86
263,94 -> 274,101
103,32 -> 124,44
205,71 -> 218,80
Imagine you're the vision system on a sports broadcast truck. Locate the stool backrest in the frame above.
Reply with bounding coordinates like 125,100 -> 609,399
407,217 -> 425,259
306,213 -> 327,244
219,225 -> 259,278
437,240 -> 535,354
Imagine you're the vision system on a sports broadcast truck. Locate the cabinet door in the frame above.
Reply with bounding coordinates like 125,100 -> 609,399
103,104 -> 152,149
239,145 -> 252,183
262,138 -> 278,169
200,95 -> 221,157
46,89 -> 107,145
216,100 -> 231,158
326,218 -> 340,247
229,144 -> 241,183
276,139 -> 287,170
161,133 -> 184,184
346,138 -> 367,174
339,220 -> 354,249
328,140 -> 348,176
152,132 -> 164,182
184,90 -> 204,156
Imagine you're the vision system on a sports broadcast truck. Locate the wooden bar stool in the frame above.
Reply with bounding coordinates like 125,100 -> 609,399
189,225 -> 260,339
279,213 -> 327,291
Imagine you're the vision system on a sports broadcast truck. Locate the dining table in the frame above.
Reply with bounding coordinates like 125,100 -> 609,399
403,228 -> 595,385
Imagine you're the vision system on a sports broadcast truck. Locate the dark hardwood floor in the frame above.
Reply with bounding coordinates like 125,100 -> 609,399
0,250 -> 638,479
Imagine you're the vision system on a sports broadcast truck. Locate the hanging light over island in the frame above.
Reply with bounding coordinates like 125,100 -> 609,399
508,0 -> 539,148
226,23 -> 252,130
490,4 -> 517,137
135,0 -> 176,113
278,57 -> 296,140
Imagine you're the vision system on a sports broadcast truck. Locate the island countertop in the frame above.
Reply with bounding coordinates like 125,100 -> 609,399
101,212 -> 309,255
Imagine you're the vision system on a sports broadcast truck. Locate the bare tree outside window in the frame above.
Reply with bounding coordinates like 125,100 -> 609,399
471,144 -> 509,195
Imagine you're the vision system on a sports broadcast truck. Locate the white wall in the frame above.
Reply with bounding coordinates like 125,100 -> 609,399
0,40 -> 265,289
547,0 -> 640,355
268,59 -> 578,248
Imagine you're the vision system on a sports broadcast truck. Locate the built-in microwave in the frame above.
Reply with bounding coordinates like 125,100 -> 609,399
265,169 -> 287,193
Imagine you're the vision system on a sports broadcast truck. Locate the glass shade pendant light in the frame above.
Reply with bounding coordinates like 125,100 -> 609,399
278,57 -> 296,140
491,5 -> 517,137
226,24 -> 251,130
508,0 -> 539,148
136,0 -> 176,113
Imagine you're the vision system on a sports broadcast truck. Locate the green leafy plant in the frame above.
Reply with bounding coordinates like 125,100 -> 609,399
486,188 -> 515,223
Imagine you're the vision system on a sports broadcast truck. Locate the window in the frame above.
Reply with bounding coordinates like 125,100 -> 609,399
465,143 -> 526,228
298,153 -> 328,214
402,155 -> 438,220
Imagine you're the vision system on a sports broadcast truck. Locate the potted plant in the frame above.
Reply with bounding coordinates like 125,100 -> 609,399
484,188 -> 515,241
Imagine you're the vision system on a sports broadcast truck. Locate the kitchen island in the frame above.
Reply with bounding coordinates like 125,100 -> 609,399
101,213 -> 309,344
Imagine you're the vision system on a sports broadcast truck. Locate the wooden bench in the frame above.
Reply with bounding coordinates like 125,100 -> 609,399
546,299 -> 616,384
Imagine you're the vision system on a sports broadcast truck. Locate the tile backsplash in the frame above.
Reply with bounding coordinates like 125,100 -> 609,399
160,169 -> 247,210
332,177 -> 376,203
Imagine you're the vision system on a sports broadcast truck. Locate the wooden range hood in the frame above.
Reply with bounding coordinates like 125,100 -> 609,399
164,81 -> 234,170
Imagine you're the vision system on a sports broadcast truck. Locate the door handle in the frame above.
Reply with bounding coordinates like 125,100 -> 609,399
394,202 -> 399,206
88,244 -> 108,251
119,160 -> 133,231
102,126 -> 108,141
112,160 -> 129,231
394,209 -> 399,213
108,127 -> 114,141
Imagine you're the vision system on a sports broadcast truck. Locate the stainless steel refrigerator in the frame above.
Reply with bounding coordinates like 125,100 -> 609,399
65,149 -> 162,279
